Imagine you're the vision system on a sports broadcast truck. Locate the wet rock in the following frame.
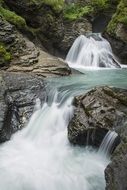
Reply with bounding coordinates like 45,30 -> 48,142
105,122 -> 127,190
104,30 -> 127,65
0,72 -> 46,143
68,86 -> 127,147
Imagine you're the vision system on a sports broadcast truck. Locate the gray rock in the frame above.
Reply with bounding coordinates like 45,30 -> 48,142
105,122 -> 127,190
0,72 -> 46,142
68,87 -> 127,147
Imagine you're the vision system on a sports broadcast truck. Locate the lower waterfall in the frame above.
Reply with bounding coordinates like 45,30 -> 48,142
66,34 -> 121,69
0,69 -> 126,190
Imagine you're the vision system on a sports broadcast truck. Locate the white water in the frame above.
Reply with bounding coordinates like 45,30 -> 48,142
0,35 -> 127,189
0,90 -> 110,190
99,131 -> 118,157
66,34 -> 121,69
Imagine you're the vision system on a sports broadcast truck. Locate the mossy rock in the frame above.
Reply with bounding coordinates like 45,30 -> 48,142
0,6 -> 27,30
107,0 -> 127,35
0,44 -> 11,66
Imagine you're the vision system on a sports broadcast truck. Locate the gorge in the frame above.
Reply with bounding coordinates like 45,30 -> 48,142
0,0 -> 127,190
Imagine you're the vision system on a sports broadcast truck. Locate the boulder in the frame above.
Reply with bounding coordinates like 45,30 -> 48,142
68,86 -> 127,147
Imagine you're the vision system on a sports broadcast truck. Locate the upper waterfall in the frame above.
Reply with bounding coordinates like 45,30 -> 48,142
66,34 -> 121,69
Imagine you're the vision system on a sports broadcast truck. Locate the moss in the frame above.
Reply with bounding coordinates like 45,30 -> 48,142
43,0 -> 64,12
91,0 -> 110,12
0,6 -> 27,30
107,0 -> 127,35
64,4 -> 93,21
0,44 -> 11,65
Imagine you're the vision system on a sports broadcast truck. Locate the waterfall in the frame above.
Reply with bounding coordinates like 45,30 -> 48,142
66,34 -> 121,69
99,131 -> 118,156
0,68 -> 126,190
0,82 -> 110,190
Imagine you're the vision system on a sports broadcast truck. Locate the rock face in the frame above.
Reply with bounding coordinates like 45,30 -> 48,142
105,122 -> 127,190
5,0 -> 92,56
0,72 -> 46,143
68,86 -> 127,190
0,16 -> 71,77
104,0 -> 127,65
68,87 -> 127,147
104,28 -> 127,65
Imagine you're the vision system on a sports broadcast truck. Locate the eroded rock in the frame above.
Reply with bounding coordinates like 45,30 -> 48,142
68,86 -> 127,147
0,72 -> 46,142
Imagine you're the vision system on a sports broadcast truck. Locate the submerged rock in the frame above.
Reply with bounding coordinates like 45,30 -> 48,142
68,86 -> 127,147
0,72 -> 46,143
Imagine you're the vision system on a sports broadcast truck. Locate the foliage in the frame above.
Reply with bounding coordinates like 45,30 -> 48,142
0,44 -> 11,65
43,0 -> 64,11
0,6 -> 27,29
107,0 -> 127,34
91,0 -> 110,11
64,4 -> 93,21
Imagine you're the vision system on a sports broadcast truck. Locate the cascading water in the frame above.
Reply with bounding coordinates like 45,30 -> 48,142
0,69 -> 126,190
66,34 -> 121,69
0,88 -> 109,190
98,131 -> 119,157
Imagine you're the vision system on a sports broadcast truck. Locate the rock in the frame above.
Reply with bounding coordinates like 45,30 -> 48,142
0,16 -> 39,68
0,16 -> 71,77
68,86 -> 127,147
0,72 -> 46,143
104,0 -> 127,65
5,0 -> 92,57
104,29 -> 127,65
7,49 -> 71,77
105,122 -> 127,190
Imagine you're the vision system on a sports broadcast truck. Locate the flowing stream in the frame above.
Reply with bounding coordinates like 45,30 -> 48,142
0,35 -> 127,190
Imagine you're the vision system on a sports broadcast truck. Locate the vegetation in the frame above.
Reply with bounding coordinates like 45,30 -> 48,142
43,0 -> 64,12
107,0 -> 127,35
0,6 -> 27,30
0,44 -> 11,65
64,4 -> 93,21
63,0 -> 119,21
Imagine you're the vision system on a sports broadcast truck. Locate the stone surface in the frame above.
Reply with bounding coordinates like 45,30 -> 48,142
0,16 -> 39,68
68,86 -> 127,147
105,122 -> 127,190
0,16 -> 71,77
104,28 -> 127,65
5,0 -> 92,57
0,72 -> 46,143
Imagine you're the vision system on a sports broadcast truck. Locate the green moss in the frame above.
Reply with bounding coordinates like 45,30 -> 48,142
0,44 -> 11,65
107,0 -> 127,35
64,4 -> 93,21
42,0 -> 64,12
0,6 -> 27,29
91,0 -> 110,12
